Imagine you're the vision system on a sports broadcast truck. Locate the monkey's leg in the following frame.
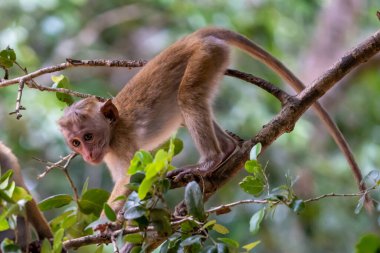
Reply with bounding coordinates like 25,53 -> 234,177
167,128 -> 242,183
177,43 -> 230,167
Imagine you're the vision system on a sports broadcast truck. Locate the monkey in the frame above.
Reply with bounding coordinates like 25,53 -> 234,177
57,27 -> 330,214
0,142 -> 53,245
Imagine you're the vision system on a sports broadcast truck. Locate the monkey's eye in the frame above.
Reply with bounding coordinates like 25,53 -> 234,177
72,139 -> 81,147
84,133 -> 93,141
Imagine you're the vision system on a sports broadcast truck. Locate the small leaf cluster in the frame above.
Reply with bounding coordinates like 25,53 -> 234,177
37,178 -> 110,247
0,47 -> 17,80
355,170 -> 380,214
238,144 -> 307,239
118,138 -> 182,251
123,138 -> 260,252
51,75 -> 74,106
157,181 -> 261,253
0,170 -> 32,252
0,47 -> 16,69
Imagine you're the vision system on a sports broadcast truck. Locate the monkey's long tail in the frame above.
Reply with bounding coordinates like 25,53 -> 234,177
213,28 -> 366,202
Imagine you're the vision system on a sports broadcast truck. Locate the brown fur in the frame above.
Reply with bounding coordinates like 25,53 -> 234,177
59,27 -> 304,214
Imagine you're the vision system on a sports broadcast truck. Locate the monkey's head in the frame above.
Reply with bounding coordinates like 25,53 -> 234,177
58,97 -> 119,165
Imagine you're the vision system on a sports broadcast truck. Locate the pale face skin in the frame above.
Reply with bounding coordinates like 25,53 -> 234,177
61,112 -> 112,165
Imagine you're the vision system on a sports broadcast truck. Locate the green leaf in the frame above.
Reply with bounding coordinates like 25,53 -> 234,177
81,177 -> 89,197
124,233 -> 144,244
150,208 -> 172,236
50,210 -> 74,230
53,228 -> 64,253
180,235 -> 203,247
157,138 -> 183,158
268,184 -> 291,201
138,176 -> 155,200
216,243 -> 228,253
137,150 -> 153,165
124,205 -> 146,220
41,238 -> 52,253
3,181 -> 16,202
0,204 -> 20,228
355,234 -> 380,253
0,238 -> 21,253
103,203 -> 116,222
0,48 -> 16,68
78,189 -> 110,216
61,214 -> 76,229
239,176 -> 264,196
212,224 -> 229,235
94,245 -> 104,253
0,217 -> 10,231
12,186 -> 32,204
51,75 -> 74,106
185,181 -> 206,221
181,220 -> 198,234
202,219 -> 216,230
355,195 -> 365,214
128,150 -> 153,175
242,240 -> 261,251
363,170 -> 380,185
158,178 -> 171,194
0,189 -> 15,203
249,143 -> 262,160
38,194 -> 73,211
244,160 -> 262,175
0,170 -> 13,189
249,208 -> 265,235
130,246 -> 142,253
217,237 -> 239,248
130,171 -> 146,184
134,215 -> 149,230
201,245 -> 217,253
289,199 -> 305,213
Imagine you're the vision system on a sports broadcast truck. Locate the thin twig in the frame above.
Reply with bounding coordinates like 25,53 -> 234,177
35,153 -> 79,201
207,199 -> 270,214
0,58 -> 290,104
303,192 -> 362,203
62,168 -> 79,202
35,152 -> 77,179
111,233 -> 120,253
225,69 -> 291,105
8,79 -> 26,119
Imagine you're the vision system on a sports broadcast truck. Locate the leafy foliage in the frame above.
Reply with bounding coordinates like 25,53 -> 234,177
0,170 -> 32,233
355,234 -> 380,253
51,75 -> 74,106
0,47 -> 16,69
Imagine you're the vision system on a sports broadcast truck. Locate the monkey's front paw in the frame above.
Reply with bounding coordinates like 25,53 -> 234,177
167,159 -> 222,184
167,165 -> 200,183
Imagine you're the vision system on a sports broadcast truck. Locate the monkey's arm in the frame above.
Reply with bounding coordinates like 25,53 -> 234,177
107,176 -> 131,215
0,142 -> 53,240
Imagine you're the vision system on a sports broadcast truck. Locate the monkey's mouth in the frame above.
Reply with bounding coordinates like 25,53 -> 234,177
84,153 -> 104,164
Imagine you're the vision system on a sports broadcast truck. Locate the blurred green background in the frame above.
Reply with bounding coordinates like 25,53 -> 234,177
0,0 -> 380,252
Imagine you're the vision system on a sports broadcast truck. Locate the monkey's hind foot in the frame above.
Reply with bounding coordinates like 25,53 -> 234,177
168,145 -> 240,184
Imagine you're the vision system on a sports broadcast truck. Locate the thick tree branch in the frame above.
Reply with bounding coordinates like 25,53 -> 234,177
1,57 -> 365,204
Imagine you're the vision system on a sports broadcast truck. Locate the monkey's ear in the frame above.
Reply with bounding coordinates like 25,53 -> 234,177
100,99 -> 119,123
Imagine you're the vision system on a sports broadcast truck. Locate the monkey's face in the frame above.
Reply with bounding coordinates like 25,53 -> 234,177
60,118 -> 111,165
58,97 -> 119,165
